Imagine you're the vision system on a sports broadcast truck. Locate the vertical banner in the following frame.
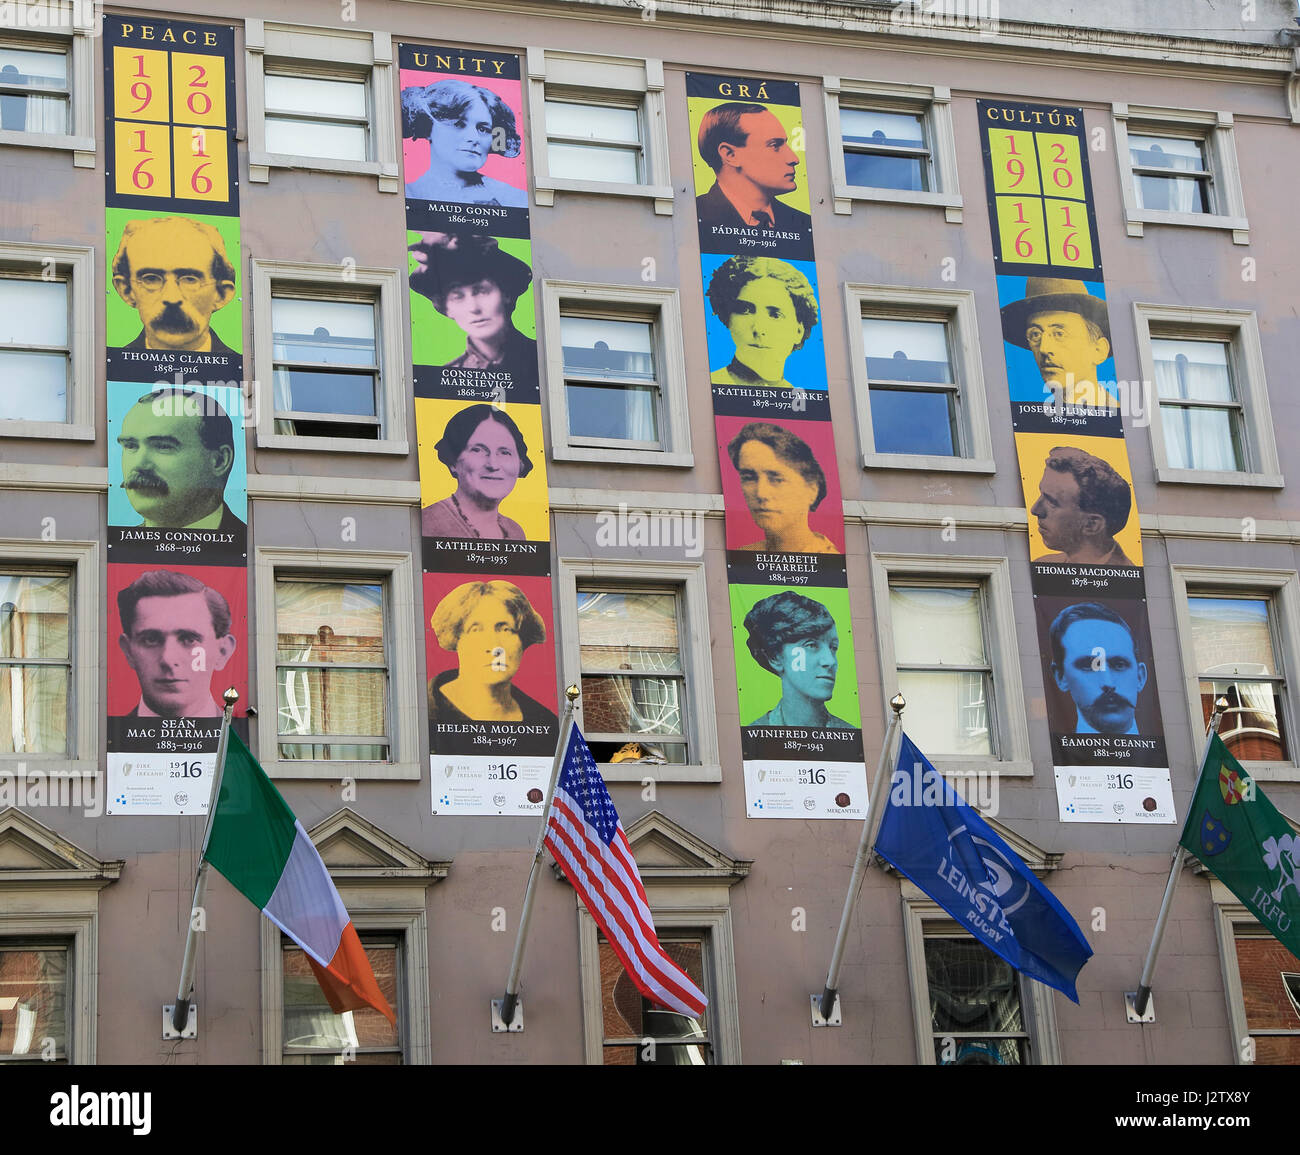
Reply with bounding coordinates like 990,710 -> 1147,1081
399,44 -> 557,816
977,100 -> 1172,823
103,17 -> 246,815
686,73 -> 866,819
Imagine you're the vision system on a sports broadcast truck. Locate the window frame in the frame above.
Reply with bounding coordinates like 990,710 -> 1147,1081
0,21 -> 95,166
1169,565 -> 1300,783
250,259 -> 407,455
526,49 -> 672,214
557,556 -> 719,783
871,552 -> 1032,777
846,285 -> 993,474
1112,104 -> 1249,245
901,890 -> 1061,1065
245,21 -> 398,192
0,241 -> 94,441
0,539 -> 97,777
1133,303 -> 1279,488
824,78 -> 961,221
541,280 -> 692,467
254,546 -> 419,780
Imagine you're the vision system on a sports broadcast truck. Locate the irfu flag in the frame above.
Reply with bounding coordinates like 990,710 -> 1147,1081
1179,734 -> 1300,956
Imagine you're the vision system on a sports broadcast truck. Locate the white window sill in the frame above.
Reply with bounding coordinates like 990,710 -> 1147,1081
534,177 -> 673,215
1125,208 -> 1249,244
0,421 -> 95,442
249,152 -> 400,192
1233,761 -> 1300,783
833,184 -> 962,222
1155,466 -> 1283,488
928,757 -> 1034,779
256,433 -> 409,456
551,444 -> 694,468
863,452 -> 995,474
269,758 -> 420,781
599,761 -> 721,784
0,129 -> 95,167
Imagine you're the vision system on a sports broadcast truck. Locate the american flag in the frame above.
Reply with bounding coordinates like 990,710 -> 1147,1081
545,725 -> 708,1019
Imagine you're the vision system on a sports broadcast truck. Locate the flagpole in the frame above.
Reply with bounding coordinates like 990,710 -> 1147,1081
495,684 -> 581,1031
814,693 -> 905,1025
1130,696 -> 1228,1021
168,687 -> 238,1037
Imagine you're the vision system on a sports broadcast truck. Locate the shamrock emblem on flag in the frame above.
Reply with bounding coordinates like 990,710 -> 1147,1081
1263,833 -> 1299,903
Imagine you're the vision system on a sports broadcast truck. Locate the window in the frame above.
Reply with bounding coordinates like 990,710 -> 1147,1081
527,50 -> 672,213
847,286 -> 993,473
0,242 -> 94,440
281,935 -> 402,1064
1134,304 -> 1279,487
251,259 -> 407,454
541,281 -> 691,466
0,940 -> 70,1063
255,548 -> 419,780
245,21 -> 398,191
1113,104 -> 1248,244
1188,594 -> 1289,763
0,571 -> 71,756
1230,931 -> 1300,1065
824,79 -> 961,220
575,811 -> 747,1064
871,554 -> 1031,775
0,25 -> 95,165
902,893 -> 1060,1065
274,577 -> 390,762
597,933 -> 712,1064
558,558 -> 720,782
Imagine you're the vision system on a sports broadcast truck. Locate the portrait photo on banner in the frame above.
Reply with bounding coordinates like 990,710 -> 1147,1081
716,414 -> 844,554
108,381 -> 247,532
422,570 -> 558,730
730,584 -> 860,730
105,208 -> 243,359
1034,594 -> 1162,739
1016,430 -> 1143,568
998,274 -> 1117,409
407,229 -> 536,384
701,252 -> 826,391
415,397 -> 548,542
399,64 -> 528,209
106,562 -> 248,720
687,87 -> 813,258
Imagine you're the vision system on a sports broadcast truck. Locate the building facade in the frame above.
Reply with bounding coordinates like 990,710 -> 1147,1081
2,0 -> 1300,1065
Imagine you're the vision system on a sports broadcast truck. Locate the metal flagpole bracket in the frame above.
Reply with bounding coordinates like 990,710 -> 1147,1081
490,998 -> 524,1033
1123,992 -> 1156,1023
161,1003 -> 197,1039
809,993 -> 841,1027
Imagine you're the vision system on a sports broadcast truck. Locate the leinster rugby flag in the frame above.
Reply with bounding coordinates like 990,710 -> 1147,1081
875,734 -> 1093,1001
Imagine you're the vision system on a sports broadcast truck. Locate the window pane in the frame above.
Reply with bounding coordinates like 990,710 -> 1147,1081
546,99 -> 640,144
1202,680 -> 1287,762
863,318 -> 952,383
841,107 -> 926,150
1160,404 -> 1240,472
546,141 -> 639,184
1188,597 -> 1277,676
0,574 -> 70,660
0,666 -> 68,754
282,942 -> 399,1056
265,74 -> 367,118
1135,172 -> 1209,213
844,150 -> 926,191
925,937 -> 1024,1036
1129,133 -> 1206,173
565,382 -> 659,442
273,369 -> 378,420
869,388 -> 956,456
599,937 -> 707,1050
891,586 -> 986,666
0,945 -> 67,1060
0,48 -> 68,134
278,667 -> 387,738
582,674 -> 684,739
0,47 -> 67,88
265,116 -> 367,162
897,670 -> 992,756
1152,338 -> 1232,402
0,279 -> 66,346
561,316 -> 655,382
275,581 -> 385,663
0,352 -> 67,421
273,298 -> 377,368
577,590 -> 680,671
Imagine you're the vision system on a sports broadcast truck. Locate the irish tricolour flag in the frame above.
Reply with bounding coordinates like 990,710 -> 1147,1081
205,730 -> 395,1024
